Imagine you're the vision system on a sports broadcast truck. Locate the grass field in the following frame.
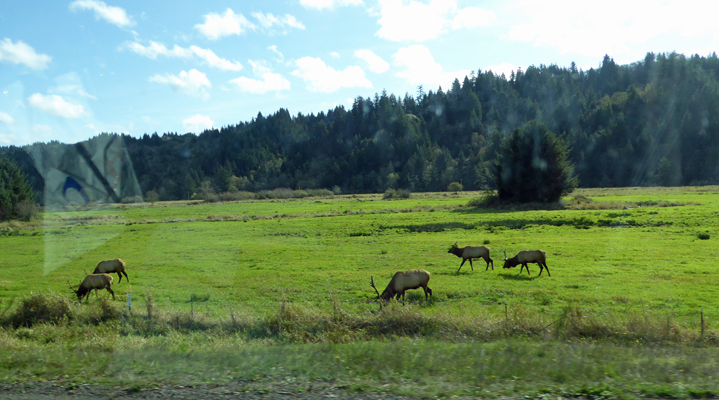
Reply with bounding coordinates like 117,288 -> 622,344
2,187 -> 719,398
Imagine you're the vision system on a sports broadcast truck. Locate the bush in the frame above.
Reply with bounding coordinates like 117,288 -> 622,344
7,293 -> 72,328
383,188 -> 411,200
447,182 -> 463,192
145,190 -> 159,203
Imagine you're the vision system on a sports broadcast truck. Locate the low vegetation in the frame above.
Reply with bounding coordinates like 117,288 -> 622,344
1,186 -> 719,397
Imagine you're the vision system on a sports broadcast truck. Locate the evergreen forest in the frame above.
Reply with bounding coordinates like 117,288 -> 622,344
4,52 -> 719,203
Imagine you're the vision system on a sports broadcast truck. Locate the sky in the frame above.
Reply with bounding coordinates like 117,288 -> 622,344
2,0 -> 719,146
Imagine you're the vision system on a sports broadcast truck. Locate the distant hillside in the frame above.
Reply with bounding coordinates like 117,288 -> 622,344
4,52 -> 719,203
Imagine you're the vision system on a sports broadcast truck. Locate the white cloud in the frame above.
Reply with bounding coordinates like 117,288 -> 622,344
69,0 -> 135,28
229,73 -> 291,94
189,46 -> 243,71
0,133 -> 15,146
392,44 -> 470,89
121,41 -> 242,71
149,69 -> 211,99
0,111 -> 13,124
330,51 -> 340,58
54,85 -> 97,100
375,0 -> 495,42
182,114 -> 214,133
354,49 -> 389,73
268,45 -> 284,61
300,0 -> 364,9
292,57 -> 372,93
32,124 -> 53,134
195,8 -> 255,41
120,41 -> 193,59
252,12 -> 305,31
505,0 -> 719,61
27,94 -> 86,118
0,38 -> 52,70
229,61 -> 291,94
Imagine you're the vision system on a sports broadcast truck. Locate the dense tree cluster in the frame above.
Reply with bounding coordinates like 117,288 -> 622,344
494,122 -> 577,203
4,52 -> 719,203
0,157 -> 35,221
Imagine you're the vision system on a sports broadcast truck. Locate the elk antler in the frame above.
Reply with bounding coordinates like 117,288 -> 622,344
369,276 -> 380,298
503,250 -> 507,261
67,279 -> 77,292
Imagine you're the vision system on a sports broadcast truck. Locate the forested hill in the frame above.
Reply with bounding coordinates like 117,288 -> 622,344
5,52 -> 719,202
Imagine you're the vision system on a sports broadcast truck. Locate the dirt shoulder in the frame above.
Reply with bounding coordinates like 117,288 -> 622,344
0,381 -> 422,400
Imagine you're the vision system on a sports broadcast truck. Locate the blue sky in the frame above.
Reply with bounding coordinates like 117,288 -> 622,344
2,0 -> 718,146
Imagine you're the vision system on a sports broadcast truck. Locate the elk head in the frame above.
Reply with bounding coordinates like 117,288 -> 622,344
369,276 -> 380,298
67,279 -> 81,300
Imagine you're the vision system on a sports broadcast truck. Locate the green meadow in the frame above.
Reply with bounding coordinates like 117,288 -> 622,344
2,187 -> 719,398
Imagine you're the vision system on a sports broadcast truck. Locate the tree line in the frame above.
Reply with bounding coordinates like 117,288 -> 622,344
3,51 -> 719,205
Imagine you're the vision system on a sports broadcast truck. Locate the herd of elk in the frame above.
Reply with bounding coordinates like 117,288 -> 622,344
68,258 -> 130,302
67,245 -> 549,307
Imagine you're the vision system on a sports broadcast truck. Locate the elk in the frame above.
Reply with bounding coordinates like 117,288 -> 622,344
369,269 -> 432,303
93,258 -> 129,283
68,274 -> 115,302
503,250 -> 551,277
447,242 -> 493,273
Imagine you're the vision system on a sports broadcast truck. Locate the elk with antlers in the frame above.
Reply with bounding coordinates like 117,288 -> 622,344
68,273 -> 115,302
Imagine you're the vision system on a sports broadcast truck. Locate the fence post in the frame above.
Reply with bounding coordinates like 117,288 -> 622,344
504,300 -> 508,337
127,293 -> 131,313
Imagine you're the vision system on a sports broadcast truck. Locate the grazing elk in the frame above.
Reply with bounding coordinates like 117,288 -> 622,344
503,250 -> 551,277
370,269 -> 432,303
93,258 -> 129,283
68,273 -> 115,302
447,242 -> 493,273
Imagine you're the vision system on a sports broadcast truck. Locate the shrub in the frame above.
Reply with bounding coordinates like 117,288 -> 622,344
7,293 -> 72,328
697,232 -> 710,240
383,188 -> 397,199
447,182 -> 463,192
145,190 -> 159,203
384,188 -> 411,199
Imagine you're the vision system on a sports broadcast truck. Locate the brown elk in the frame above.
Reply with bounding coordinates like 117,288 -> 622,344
370,269 -> 432,303
93,258 -> 129,283
503,250 -> 550,277
447,242 -> 493,273
68,274 -> 115,302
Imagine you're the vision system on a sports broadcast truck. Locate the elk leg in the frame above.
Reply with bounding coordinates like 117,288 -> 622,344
521,263 -> 531,275
117,272 -> 122,283
540,262 -> 550,277
457,259 -> 467,274
485,256 -> 494,271
107,287 -> 115,301
122,271 -> 129,283
468,258 -> 474,271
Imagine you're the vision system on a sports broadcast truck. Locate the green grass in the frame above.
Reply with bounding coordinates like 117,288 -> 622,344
2,186 -> 719,397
